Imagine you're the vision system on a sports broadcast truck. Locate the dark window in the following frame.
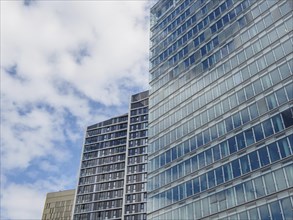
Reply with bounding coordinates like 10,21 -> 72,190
228,137 -> 237,154
193,177 -> 200,194
281,108 -> 293,128
231,159 -> 241,178
267,143 -> 280,162
215,167 -> 224,185
258,147 -> 270,166
240,155 -> 250,174
263,119 -> 274,137
249,151 -> 260,170
200,174 -> 207,191
213,145 -> 221,161
270,201 -> 283,220
253,124 -> 264,142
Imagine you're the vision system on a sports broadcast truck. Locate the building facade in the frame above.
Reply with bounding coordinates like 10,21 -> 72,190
42,189 -> 75,220
148,0 -> 293,219
123,91 -> 149,220
73,91 -> 148,220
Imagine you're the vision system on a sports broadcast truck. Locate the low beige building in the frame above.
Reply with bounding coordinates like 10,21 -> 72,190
42,189 -> 75,220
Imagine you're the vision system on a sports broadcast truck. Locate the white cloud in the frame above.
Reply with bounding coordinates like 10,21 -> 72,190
1,175 -> 75,220
1,0 -> 150,219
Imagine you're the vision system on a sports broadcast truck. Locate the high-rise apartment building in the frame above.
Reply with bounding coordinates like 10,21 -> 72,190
42,189 -> 75,220
73,91 -> 148,220
148,0 -> 293,219
123,91 -> 149,220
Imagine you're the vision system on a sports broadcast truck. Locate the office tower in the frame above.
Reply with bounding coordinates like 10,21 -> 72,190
73,91 -> 148,220
123,91 -> 148,220
42,189 -> 75,220
148,0 -> 293,220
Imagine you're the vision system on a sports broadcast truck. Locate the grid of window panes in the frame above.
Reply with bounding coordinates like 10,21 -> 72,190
148,0 -> 293,219
124,91 -> 149,220
73,114 -> 128,220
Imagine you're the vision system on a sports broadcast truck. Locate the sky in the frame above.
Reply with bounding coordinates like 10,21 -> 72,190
1,0 -> 153,219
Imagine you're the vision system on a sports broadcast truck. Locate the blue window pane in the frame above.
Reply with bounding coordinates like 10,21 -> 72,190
215,167 -> 224,185
258,147 -> 270,166
201,47 -> 207,56
270,201 -> 283,219
190,136 -> 197,151
236,133 -> 246,150
166,149 -> 171,164
280,197 -> 293,219
259,204 -> 270,220
197,133 -> 203,147
213,145 -> 221,161
191,155 -> 198,172
285,84 -> 293,100
184,140 -> 190,154
278,138 -> 291,158
263,119 -> 274,137
166,168 -> 172,184
210,125 -> 218,140
249,103 -> 259,120
271,115 -> 284,132
217,121 -> 226,136
228,137 -> 237,154
233,113 -> 242,128
200,174 -> 207,191
193,177 -> 200,194
249,208 -> 259,219
241,108 -> 250,124
205,148 -> 213,165
172,166 -> 178,181
172,186 -> 179,202
237,89 -> 246,103
220,141 -> 229,157
203,129 -> 211,144
172,147 -> 178,160
266,93 -> 277,110
245,128 -> 255,146
244,180 -> 255,201
198,152 -> 205,169
208,170 -> 215,188
253,124 -> 264,142
223,163 -> 233,181
235,184 -> 245,205
240,155 -> 250,174
254,176 -> 266,198
249,151 -> 260,170
225,117 -> 234,132
179,183 -> 186,200
177,145 -> 183,158
231,159 -> 241,178
160,154 -> 166,167
267,143 -> 280,162
186,180 -> 193,197
185,159 -> 191,174
281,108 -> 293,128
276,88 -> 288,105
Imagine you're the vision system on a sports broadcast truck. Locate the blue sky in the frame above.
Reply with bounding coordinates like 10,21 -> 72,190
1,1 -> 152,219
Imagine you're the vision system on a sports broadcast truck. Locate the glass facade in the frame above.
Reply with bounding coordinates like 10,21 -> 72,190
73,91 -> 149,220
148,0 -> 293,219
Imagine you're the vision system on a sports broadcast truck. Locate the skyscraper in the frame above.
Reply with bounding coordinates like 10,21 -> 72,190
148,0 -> 293,219
73,91 -> 148,220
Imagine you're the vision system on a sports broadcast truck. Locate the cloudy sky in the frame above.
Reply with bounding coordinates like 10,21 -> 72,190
1,0 -> 152,219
